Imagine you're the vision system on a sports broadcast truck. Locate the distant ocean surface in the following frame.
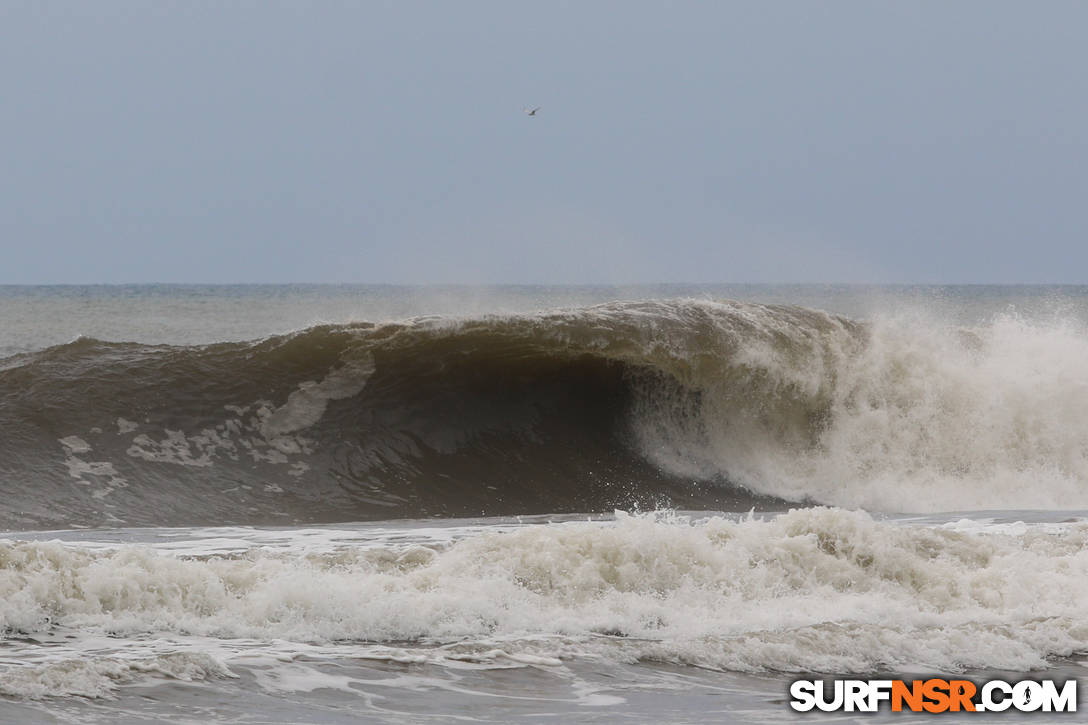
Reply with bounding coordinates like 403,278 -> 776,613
2,284 -> 1088,723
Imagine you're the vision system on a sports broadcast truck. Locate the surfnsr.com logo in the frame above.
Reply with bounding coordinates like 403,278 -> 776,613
789,678 -> 1077,713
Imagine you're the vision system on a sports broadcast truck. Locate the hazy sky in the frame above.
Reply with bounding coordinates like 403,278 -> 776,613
3,1 -> 1086,284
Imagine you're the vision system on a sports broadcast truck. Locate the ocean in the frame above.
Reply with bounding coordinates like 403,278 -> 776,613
2,284 -> 1087,723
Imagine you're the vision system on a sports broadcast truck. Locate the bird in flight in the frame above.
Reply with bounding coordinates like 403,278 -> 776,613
524,106 -> 540,116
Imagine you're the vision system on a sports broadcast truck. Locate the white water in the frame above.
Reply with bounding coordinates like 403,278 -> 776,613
3,508 -> 1088,708
635,306 -> 1088,512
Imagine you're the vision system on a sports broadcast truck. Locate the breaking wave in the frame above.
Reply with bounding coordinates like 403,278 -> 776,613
2,299 -> 1088,528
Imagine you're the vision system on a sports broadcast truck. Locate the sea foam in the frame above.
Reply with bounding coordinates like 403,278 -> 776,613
2,509 -> 1086,683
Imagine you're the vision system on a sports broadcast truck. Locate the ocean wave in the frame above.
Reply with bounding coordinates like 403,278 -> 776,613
0,652 -> 233,700
2,299 -> 1088,527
